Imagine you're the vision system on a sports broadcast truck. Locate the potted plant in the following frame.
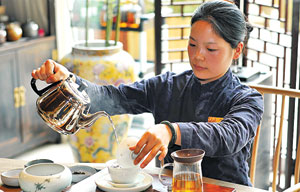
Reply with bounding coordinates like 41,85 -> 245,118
85,0 -> 121,47
61,0 -> 136,163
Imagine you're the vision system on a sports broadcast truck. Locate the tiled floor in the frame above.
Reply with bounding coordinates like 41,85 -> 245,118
15,113 -> 155,165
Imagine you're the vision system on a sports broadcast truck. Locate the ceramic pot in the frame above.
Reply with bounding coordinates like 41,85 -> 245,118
19,163 -> 72,192
60,40 -> 136,163
22,20 -> 39,38
6,22 -> 22,41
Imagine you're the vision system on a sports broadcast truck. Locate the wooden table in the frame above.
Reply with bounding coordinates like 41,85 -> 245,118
0,158 -> 267,192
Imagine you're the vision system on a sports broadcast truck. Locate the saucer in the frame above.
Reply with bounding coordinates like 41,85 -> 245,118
106,173 -> 145,188
25,159 -> 54,168
69,165 -> 97,183
95,171 -> 153,192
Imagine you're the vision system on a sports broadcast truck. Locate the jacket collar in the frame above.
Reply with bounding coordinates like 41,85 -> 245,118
192,69 -> 234,90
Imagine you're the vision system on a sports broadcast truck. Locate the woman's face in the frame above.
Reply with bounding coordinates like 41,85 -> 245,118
188,20 -> 243,84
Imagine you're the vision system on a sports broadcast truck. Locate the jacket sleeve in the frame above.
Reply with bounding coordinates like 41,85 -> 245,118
177,89 -> 264,157
74,73 -> 171,115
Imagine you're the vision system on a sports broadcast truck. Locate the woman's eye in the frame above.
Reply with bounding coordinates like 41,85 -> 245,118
207,48 -> 217,52
189,43 -> 196,47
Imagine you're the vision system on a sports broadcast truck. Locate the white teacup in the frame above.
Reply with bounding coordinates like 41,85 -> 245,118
116,137 -> 140,168
106,159 -> 140,184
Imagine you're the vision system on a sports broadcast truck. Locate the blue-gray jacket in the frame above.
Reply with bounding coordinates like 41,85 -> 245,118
76,69 -> 264,186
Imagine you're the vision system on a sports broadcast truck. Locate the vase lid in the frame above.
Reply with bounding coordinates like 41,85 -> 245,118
72,40 -> 123,56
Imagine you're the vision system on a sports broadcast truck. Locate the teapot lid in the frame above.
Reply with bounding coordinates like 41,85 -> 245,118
171,149 -> 205,164
62,74 -> 90,105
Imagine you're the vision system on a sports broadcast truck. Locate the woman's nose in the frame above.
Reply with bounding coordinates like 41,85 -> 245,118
195,48 -> 205,61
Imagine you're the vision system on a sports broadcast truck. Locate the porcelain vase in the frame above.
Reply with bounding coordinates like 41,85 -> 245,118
60,40 -> 136,163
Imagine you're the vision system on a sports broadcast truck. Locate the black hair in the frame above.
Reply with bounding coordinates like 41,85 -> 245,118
191,0 -> 253,49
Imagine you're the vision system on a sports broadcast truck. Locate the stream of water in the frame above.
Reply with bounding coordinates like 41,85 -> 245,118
103,111 -> 120,145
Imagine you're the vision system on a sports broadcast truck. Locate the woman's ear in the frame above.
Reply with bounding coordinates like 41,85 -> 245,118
233,42 -> 244,60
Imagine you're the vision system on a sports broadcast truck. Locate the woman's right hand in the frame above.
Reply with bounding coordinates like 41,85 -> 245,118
31,59 -> 71,84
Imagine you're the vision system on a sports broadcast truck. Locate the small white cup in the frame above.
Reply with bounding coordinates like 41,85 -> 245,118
106,159 -> 140,184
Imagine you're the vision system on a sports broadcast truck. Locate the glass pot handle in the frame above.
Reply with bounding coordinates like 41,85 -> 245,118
158,163 -> 173,186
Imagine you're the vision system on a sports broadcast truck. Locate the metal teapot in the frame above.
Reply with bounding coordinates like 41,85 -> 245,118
31,74 -> 107,135
21,20 -> 39,38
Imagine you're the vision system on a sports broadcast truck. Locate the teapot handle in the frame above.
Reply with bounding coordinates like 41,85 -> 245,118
31,78 -> 62,96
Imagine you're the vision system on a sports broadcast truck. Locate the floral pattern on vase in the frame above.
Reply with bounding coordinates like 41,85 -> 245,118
60,40 -> 136,163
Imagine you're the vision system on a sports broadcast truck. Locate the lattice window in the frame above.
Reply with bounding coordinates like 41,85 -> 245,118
244,0 -> 293,88
155,0 -> 205,74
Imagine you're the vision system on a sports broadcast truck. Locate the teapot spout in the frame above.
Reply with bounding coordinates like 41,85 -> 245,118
78,111 -> 108,128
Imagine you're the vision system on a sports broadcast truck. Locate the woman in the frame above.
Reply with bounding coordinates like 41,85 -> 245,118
32,0 -> 263,186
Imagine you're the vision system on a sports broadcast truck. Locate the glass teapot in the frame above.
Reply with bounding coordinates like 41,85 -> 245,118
31,74 -> 107,135
159,149 -> 205,192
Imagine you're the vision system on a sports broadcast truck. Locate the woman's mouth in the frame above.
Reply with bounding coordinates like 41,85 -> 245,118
193,65 -> 206,71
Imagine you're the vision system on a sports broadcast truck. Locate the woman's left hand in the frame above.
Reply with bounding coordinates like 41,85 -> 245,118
129,124 -> 172,168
